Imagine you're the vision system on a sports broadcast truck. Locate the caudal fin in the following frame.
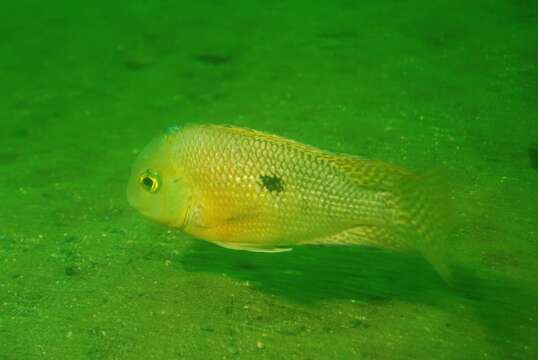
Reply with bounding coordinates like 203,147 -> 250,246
336,158 -> 454,283
391,169 -> 454,283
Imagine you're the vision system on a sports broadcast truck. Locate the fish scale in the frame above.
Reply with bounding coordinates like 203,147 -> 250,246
171,125 -> 393,245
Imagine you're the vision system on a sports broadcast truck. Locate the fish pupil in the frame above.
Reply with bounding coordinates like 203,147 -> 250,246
260,175 -> 284,193
142,176 -> 154,189
139,170 -> 161,193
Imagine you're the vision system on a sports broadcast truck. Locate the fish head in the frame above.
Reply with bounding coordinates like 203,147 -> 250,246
127,131 -> 191,228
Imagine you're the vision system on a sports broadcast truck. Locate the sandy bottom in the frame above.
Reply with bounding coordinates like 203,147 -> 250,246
1,1 -> 537,359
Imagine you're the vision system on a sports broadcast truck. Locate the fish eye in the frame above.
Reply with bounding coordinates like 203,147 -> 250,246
139,170 -> 161,193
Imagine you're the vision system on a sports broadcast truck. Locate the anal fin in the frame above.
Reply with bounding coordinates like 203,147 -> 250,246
301,226 -> 410,251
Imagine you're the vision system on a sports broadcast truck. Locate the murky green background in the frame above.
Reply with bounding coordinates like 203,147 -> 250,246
1,1 -> 537,359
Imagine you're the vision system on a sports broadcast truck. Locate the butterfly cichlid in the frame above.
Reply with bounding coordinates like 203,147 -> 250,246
127,124 -> 450,279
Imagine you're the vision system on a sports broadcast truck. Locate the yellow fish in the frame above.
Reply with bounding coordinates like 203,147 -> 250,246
128,124 -> 449,276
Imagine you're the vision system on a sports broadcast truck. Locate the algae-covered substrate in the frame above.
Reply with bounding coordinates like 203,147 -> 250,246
1,1 -> 537,359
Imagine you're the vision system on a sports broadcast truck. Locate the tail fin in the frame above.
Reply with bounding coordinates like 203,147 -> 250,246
392,170 -> 454,283
336,158 -> 454,283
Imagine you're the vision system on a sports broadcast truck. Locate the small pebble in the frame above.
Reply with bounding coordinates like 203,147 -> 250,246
65,266 -> 78,276
123,58 -> 151,70
529,144 -> 538,169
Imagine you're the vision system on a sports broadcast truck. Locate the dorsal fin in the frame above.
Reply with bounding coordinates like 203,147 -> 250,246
214,124 -> 418,193
216,124 -> 330,157
328,156 -> 418,190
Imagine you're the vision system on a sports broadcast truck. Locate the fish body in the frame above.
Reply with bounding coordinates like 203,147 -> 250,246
128,124 -> 447,272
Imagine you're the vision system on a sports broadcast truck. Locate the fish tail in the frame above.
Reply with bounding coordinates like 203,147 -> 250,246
342,159 -> 453,282
390,168 -> 454,283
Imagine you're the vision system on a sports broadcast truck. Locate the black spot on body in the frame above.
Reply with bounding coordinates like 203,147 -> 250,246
260,175 -> 284,193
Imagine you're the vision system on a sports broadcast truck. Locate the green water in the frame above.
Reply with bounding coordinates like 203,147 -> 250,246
1,1 -> 537,359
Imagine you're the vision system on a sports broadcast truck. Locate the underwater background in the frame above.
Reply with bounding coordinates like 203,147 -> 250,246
1,0 -> 537,359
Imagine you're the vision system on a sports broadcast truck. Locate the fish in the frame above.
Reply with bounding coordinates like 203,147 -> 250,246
127,124 -> 451,279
